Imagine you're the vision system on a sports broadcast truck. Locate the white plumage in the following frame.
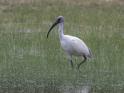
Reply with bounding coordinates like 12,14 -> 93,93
47,16 -> 92,69
61,35 -> 90,57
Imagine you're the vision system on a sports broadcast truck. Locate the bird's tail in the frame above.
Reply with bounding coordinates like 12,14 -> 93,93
88,48 -> 93,58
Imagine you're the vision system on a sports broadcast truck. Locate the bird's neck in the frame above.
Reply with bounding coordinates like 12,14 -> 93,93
58,23 -> 64,40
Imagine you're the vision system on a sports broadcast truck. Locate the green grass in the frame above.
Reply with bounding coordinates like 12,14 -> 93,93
0,0 -> 124,93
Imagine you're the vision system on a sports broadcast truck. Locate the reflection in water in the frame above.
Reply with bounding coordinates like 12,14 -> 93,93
62,86 -> 92,93
78,86 -> 92,93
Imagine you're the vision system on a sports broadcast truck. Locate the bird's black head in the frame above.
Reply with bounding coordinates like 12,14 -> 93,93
47,16 -> 64,38
56,16 -> 64,23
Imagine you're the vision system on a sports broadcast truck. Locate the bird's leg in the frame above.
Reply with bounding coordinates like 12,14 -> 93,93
70,60 -> 73,68
67,54 -> 73,68
77,56 -> 87,70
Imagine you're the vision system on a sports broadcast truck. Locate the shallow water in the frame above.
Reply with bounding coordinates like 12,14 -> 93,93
61,86 -> 91,93
0,85 -> 92,93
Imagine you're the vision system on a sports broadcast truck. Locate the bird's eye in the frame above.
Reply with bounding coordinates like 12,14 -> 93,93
57,19 -> 60,22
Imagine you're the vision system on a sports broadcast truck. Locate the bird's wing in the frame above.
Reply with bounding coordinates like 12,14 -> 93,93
71,36 -> 88,50
65,35 -> 90,55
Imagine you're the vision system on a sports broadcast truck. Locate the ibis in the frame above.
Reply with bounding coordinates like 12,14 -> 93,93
47,16 -> 92,70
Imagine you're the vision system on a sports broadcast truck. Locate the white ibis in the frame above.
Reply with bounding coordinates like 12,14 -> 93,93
47,16 -> 92,70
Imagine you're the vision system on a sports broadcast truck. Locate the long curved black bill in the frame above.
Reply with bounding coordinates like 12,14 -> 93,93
47,21 -> 58,38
